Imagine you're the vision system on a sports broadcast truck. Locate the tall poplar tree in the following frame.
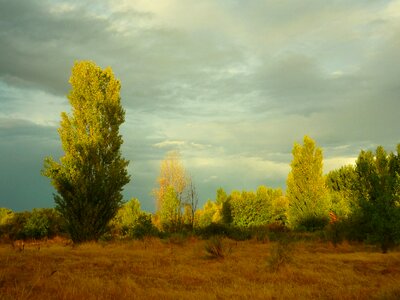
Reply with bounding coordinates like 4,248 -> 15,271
42,61 -> 130,242
286,136 -> 330,230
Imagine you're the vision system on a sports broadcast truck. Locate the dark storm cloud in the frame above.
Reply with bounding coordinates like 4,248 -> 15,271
0,0 -> 247,115
0,118 -> 60,210
0,118 -> 57,140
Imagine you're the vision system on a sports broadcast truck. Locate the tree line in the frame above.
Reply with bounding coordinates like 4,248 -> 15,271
1,61 -> 399,253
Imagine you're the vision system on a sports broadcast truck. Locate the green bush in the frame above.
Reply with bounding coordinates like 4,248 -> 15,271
131,214 -> 160,239
23,209 -> 49,239
1,208 -> 67,240
6,212 -> 30,240
195,223 -> 229,239
227,226 -> 251,241
195,223 -> 253,241
297,215 -> 329,232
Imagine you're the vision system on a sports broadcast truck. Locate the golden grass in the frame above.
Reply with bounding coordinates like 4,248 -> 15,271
0,238 -> 399,299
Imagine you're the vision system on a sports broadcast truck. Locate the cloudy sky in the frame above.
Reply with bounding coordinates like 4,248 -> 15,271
1,0 -> 399,212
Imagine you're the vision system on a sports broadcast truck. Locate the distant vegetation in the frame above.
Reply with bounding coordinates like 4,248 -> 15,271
1,61 -> 399,254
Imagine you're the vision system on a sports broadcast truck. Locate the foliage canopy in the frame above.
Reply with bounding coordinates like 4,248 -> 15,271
353,145 -> 400,252
286,136 -> 330,230
42,61 -> 130,242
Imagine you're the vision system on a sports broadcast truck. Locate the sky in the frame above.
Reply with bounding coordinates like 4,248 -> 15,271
0,0 -> 399,212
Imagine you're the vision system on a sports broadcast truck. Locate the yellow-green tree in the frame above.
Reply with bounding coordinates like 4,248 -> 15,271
0,208 -> 13,226
111,198 -> 142,237
159,186 -> 181,232
286,136 -> 330,230
153,151 -> 187,231
42,61 -> 130,242
196,200 -> 219,228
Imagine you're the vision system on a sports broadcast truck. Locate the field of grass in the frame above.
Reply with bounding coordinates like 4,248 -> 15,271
1,237 -> 400,299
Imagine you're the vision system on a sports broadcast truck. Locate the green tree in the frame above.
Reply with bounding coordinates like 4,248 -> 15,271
216,188 -> 228,205
160,186 -> 181,232
111,198 -> 142,237
154,151 -> 188,231
286,136 -> 330,230
42,61 -> 130,243
326,165 -> 357,218
228,187 -> 281,228
0,208 -> 13,226
269,192 -> 288,225
23,209 -> 50,239
354,145 -> 400,253
0,208 -> 14,238
196,200 -> 219,228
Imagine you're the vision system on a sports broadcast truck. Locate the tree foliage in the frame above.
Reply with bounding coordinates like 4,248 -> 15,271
111,198 -> 158,239
111,198 -> 142,237
42,61 -> 130,243
326,165 -> 357,218
154,151 -> 189,232
159,186 -> 181,232
196,200 -> 219,228
228,187 -> 284,227
353,145 -> 400,252
1,208 -> 66,240
0,208 -> 13,226
286,136 -> 330,230
195,186 -> 285,229
154,151 -> 187,210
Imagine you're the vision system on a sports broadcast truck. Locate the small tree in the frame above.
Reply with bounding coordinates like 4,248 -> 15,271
160,186 -> 181,232
196,200 -> 219,228
184,175 -> 199,230
286,136 -> 330,230
154,151 -> 188,232
111,198 -> 142,237
42,61 -> 130,242
354,145 -> 400,253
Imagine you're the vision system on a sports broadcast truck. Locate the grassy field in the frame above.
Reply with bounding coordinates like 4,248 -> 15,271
1,237 -> 400,299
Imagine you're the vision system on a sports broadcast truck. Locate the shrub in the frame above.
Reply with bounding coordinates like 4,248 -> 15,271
195,223 -> 229,239
227,226 -> 251,241
131,214 -> 160,240
7,212 -> 31,240
325,221 -> 347,246
204,236 -> 225,259
297,215 -> 329,232
39,208 -> 67,237
1,209 -> 67,241
23,209 -> 50,239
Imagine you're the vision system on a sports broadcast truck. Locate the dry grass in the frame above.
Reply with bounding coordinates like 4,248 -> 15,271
0,237 -> 400,299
